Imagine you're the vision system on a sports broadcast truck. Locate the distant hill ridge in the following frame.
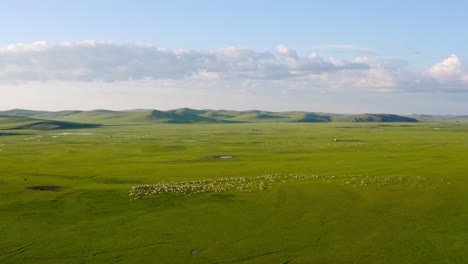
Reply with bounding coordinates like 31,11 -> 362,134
4,108 -> 464,127
0,115 -> 100,130
333,113 -> 418,123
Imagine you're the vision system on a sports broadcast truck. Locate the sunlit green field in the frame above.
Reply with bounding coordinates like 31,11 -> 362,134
1,122 -> 467,263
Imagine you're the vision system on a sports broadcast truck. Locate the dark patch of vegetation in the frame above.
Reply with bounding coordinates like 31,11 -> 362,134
255,113 -> 287,119
147,110 -> 220,123
10,121 -> 100,130
26,186 -> 61,191
295,113 -> 332,122
335,113 -> 418,122
169,108 -> 208,116
0,132 -> 22,136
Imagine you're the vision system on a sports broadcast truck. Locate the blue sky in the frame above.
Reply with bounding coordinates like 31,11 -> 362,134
1,1 -> 467,114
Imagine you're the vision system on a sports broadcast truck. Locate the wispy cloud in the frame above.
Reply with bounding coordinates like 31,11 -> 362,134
0,41 -> 367,82
1,41 -> 468,93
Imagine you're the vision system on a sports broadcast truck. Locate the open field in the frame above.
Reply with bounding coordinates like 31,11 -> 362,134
1,120 -> 467,263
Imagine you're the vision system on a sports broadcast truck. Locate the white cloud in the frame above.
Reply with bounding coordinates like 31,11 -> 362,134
276,44 -> 298,59
0,41 -> 368,83
1,41 -> 468,93
191,70 -> 221,80
427,54 -> 468,83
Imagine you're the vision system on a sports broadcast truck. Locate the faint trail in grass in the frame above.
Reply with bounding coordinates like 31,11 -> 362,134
82,239 -> 94,264
22,172 -> 84,179
0,242 -> 36,257
92,240 -> 188,257
213,250 -> 295,263
32,255 -> 82,260
30,240 -> 188,262
320,220 -> 329,227
423,239 -> 437,254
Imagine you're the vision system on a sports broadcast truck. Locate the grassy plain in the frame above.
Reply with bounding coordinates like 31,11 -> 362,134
1,121 -> 467,263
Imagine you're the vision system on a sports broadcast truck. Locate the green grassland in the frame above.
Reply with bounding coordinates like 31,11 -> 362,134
0,115 -> 467,263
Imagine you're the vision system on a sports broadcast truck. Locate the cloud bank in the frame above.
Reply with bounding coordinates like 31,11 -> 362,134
1,41 -> 467,92
0,41 -> 366,82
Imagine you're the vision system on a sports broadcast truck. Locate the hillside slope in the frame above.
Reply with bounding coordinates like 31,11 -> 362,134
0,109 -> 425,124
333,114 -> 418,123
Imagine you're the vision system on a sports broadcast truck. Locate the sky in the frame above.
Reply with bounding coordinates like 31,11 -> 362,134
1,0 -> 468,114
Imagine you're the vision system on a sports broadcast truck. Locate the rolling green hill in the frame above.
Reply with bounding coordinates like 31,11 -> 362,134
0,108 -> 436,125
31,110 -> 84,119
333,113 -> 419,122
409,114 -> 468,122
288,112 -> 332,122
10,121 -> 100,130
146,109 -> 221,123
0,115 -> 100,130
169,108 -> 209,116
0,109 -> 49,117
228,112 -> 288,122
0,115 -> 38,129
